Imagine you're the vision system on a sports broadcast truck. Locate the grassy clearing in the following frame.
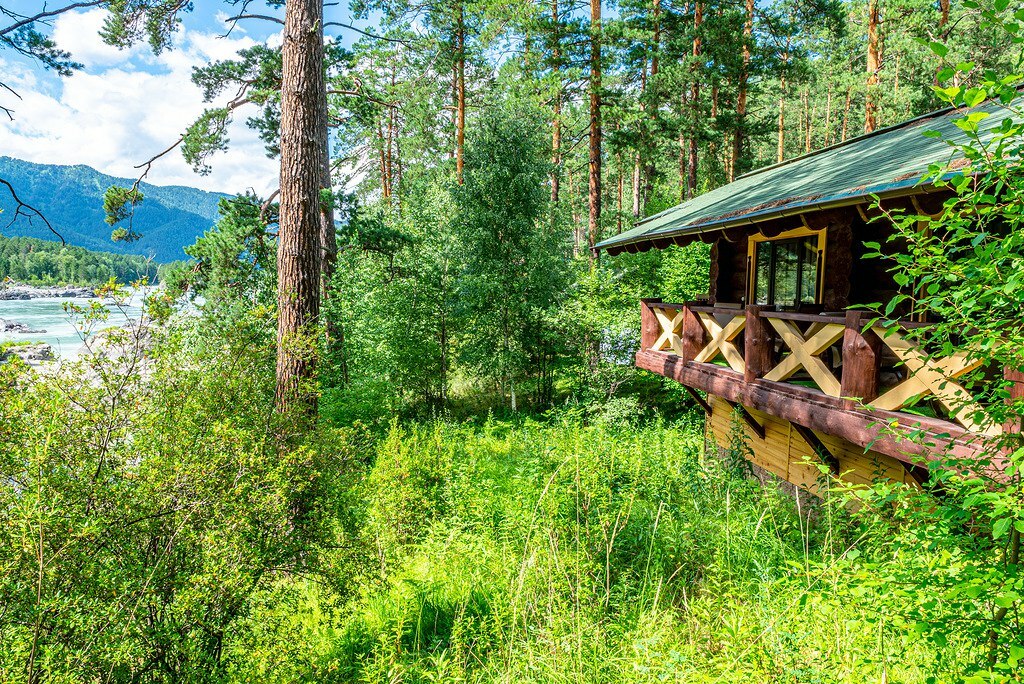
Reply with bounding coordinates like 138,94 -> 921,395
226,417 -> 954,683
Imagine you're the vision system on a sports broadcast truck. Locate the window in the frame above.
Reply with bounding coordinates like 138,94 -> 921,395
751,235 -> 821,308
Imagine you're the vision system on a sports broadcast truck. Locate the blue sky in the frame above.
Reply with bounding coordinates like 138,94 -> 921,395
1,1 -> 374,195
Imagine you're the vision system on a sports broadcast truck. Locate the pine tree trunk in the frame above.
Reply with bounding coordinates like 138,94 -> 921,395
632,154 -> 641,217
587,0 -> 602,262
319,114 -> 337,349
643,0 -> 661,201
551,0 -> 562,204
777,78 -> 786,163
865,0 -> 881,133
616,151 -> 623,234
841,85 -> 852,141
686,1 -> 702,196
455,1 -> 466,184
731,0 -> 754,181
824,84 -> 833,146
276,0 -> 327,418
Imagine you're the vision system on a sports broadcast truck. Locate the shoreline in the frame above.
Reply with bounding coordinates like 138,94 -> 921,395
0,282 -> 96,301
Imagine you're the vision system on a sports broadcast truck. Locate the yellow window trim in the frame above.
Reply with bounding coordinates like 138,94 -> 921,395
746,226 -> 828,306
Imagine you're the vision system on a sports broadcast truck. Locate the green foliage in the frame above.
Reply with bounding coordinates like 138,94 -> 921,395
851,9 -> 1024,677
103,185 -> 145,245
182,108 -> 232,175
165,193 -> 277,309
0,234 -> 158,286
0,297 -> 359,683
454,104 -> 565,407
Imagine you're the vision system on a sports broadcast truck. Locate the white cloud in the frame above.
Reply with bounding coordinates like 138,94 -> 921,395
0,9 -> 278,196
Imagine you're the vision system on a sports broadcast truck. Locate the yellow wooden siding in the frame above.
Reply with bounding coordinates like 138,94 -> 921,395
706,395 -> 915,493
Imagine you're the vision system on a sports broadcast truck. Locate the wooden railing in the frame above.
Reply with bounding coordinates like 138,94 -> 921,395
640,298 -> 1002,436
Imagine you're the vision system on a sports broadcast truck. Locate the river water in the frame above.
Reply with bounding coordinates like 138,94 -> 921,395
0,296 -> 144,359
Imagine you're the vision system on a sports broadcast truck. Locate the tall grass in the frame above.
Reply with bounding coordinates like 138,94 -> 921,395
227,417 -> 958,683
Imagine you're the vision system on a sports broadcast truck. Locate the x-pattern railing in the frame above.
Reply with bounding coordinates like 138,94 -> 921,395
643,301 -> 1000,436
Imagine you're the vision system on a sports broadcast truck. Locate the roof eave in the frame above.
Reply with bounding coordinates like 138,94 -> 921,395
596,179 -> 945,256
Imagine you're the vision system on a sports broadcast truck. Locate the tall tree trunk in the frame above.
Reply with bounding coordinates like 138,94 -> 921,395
616,151 -> 623,234
642,0 -> 661,200
551,0 -> 562,203
686,1 -> 702,196
377,119 -> 389,198
731,0 -> 754,181
804,88 -> 813,152
319,118 -> 337,348
587,0 -> 602,262
276,0 -> 327,418
455,1 -> 466,184
777,78 -> 786,163
841,85 -> 852,141
824,84 -> 833,146
632,154 -> 641,217
566,163 -> 582,252
678,126 -> 687,201
939,0 -> 950,38
865,0 -> 881,133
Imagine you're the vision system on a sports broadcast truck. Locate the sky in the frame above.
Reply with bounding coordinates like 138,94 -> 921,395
0,1 -> 370,195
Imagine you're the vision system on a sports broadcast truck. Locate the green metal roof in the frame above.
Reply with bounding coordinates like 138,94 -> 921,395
597,96 -> 1022,256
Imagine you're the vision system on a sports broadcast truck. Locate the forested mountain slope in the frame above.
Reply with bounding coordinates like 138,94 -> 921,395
0,157 -> 224,262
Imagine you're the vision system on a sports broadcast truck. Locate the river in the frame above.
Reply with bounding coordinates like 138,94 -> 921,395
0,295 -> 144,358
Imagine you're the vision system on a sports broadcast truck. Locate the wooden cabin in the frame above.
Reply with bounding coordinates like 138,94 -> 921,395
596,100 -> 1023,492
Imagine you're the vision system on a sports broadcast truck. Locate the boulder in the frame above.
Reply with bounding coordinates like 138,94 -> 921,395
0,318 -> 46,334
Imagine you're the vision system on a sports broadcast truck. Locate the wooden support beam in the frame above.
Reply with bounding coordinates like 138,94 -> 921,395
681,305 -> 706,362
840,310 -> 882,407
744,305 -> 775,383
791,422 -> 840,476
683,385 -> 712,415
635,350 -> 992,467
722,399 -> 766,440
640,298 -> 663,350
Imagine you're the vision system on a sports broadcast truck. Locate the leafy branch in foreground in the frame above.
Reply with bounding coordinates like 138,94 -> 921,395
846,6 -> 1024,677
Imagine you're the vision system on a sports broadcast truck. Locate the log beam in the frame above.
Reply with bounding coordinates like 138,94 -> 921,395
640,298 -> 663,350
636,349 -> 991,466
791,422 -> 840,475
840,310 -> 882,406
744,305 -> 775,383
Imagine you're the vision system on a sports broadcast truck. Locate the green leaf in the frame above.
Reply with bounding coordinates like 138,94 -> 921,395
993,517 -> 1011,539
929,41 -> 949,58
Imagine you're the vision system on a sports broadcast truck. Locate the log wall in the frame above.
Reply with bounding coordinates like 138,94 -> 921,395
706,395 -> 916,494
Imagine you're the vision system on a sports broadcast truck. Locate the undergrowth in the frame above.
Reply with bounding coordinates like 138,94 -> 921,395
226,418 -> 957,683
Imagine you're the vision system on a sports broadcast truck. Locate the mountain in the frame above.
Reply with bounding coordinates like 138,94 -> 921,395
0,157 -> 228,263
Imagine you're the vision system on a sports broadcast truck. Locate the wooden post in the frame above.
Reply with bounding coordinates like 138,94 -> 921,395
840,310 -> 882,406
681,305 -> 705,362
744,305 -> 773,383
1004,367 -> 1024,433
640,298 -> 662,351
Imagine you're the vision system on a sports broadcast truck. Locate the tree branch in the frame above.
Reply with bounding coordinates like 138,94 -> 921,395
0,177 -> 65,243
322,21 -> 413,44
0,0 -> 107,37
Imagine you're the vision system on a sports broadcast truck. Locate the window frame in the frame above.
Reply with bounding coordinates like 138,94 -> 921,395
745,226 -> 827,309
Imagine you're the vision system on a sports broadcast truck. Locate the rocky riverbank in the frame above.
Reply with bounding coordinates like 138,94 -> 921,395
0,317 -> 46,334
0,281 -> 95,300
0,342 -> 54,365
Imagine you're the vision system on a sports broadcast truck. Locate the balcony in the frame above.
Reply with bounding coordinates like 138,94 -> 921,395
638,299 -> 1020,467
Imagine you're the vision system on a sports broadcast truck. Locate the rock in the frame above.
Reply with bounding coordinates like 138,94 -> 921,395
0,281 -> 95,300
1,343 -> 54,364
0,318 -> 46,334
